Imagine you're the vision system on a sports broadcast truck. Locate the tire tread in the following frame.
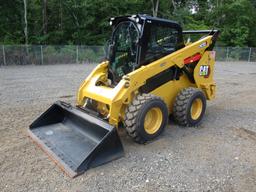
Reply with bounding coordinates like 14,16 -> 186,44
124,93 -> 164,144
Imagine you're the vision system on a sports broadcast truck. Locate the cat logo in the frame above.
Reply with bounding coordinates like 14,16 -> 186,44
199,65 -> 210,77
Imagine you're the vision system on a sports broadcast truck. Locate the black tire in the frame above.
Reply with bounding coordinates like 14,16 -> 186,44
173,87 -> 206,126
124,93 -> 168,144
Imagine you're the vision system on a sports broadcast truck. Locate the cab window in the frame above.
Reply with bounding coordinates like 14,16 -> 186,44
144,25 -> 178,64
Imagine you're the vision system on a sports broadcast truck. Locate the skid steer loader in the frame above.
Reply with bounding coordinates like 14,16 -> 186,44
29,14 -> 219,177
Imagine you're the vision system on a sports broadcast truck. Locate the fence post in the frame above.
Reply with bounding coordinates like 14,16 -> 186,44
248,47 -> 252,63
76,45 -> 79,64
2,45 -> 6,66
226,47 -> 229,61
40,45 -> 44,65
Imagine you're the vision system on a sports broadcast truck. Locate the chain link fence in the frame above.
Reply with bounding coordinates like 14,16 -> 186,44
0,45 -> 105,65
215,47 -> 256,62
0,45 -> 256,66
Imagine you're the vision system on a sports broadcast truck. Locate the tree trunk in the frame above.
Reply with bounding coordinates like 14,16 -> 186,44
23,0 -> 28,55
42,0 -> 48,36
59,0 -> 63,30
23,0 -> 28,45
171,0 -> 176,11
151,0 -> 159,17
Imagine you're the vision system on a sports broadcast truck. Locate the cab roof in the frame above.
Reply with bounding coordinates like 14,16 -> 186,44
110,14 -> 182,32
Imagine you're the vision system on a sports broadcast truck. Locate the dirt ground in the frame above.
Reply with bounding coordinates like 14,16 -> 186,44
0,62 -> 256,192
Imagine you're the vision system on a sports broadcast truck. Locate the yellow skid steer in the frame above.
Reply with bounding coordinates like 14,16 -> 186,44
29,14 -> 219,177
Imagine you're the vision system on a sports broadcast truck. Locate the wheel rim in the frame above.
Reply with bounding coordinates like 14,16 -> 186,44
190,98 -> 203,120
144,107 -> 163,134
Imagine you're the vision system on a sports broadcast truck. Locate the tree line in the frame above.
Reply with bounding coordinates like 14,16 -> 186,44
1,0 -> 256,47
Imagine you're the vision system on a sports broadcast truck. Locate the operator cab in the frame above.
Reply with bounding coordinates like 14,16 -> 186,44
108,14 -> 183,83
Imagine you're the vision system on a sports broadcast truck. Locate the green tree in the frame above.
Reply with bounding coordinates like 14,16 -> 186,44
1,0 -> 256,47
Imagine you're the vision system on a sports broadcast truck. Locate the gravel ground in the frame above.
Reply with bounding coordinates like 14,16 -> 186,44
0,62 -> 256,192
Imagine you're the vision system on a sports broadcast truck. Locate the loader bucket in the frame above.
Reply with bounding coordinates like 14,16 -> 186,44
28,101 -> 124,178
